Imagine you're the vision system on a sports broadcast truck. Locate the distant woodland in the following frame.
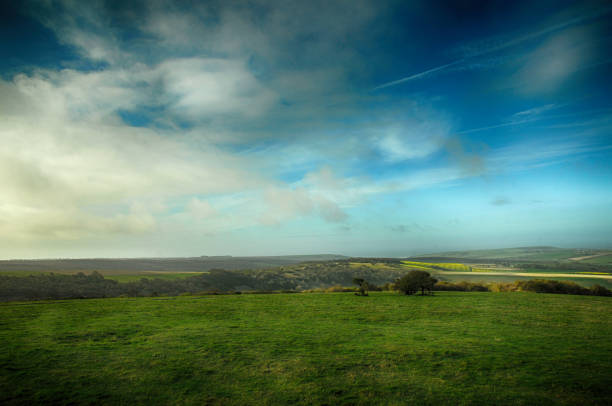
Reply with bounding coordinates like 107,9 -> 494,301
1,260 -> 609,301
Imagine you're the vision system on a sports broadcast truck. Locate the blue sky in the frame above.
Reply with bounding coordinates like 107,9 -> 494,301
0,0 -> 611,258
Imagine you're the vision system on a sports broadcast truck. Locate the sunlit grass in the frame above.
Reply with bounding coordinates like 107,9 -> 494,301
576,272 -> 612,276
349,262 -> 398,270
401,261 -> 472,272
2,292 -> 610,405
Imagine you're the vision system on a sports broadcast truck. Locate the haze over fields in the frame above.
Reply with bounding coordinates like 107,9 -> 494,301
1,1 -> 611,259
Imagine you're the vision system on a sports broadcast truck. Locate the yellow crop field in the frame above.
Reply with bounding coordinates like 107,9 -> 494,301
576,271 -> 612,275
401,261 -> 434,267
436,263 -> 472,272
401,261 -> 472,272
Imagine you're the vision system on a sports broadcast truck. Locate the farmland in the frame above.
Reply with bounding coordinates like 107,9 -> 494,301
3,248 -> 612,301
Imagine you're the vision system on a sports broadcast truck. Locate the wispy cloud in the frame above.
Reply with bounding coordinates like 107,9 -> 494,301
490,139 -> 612,173
512,104 -> 559,118
454,5 -> 611,59
458,106 -> 612,135
2,1 -> 611,257
372,59 -> 464,90
373,5 -> 611,90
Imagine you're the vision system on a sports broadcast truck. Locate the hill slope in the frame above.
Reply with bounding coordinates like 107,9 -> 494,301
409,246 -> 609,262
0,254 -> 348,274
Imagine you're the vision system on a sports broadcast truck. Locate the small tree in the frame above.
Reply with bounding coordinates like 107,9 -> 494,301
353,277 -> 369,296
395,271 -> 437,295
591,284 -> 611,297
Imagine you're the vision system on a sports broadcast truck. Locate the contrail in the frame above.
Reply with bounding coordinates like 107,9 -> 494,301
372,59 -> 464,91
373,6 -> 612,91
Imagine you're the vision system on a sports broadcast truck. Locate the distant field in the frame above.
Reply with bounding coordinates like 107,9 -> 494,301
395,260 -> 612,288
401,261 -> 472,272
1,292 -> 610,405
4,256 -> 612,291
579,254 -> 612,265
410,247 -> 604,262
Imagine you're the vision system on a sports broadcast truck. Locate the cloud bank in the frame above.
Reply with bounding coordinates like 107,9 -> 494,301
1,0 -> 610,257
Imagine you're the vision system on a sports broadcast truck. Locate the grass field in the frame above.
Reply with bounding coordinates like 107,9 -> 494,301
401,261 -> 472,272
1,292 -> 611,405
579,254 -> 612,265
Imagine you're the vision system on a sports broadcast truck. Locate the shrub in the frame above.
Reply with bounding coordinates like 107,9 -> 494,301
433,281 -> 464,291
515,280 -> 591,295
489,283 -> 517,292
380,282 -> 395,291
326,285 -> 351,293
353,278 -> 368,296
433,281 -> 490,292
590,284 -> 611,297
395,271 -> 437,295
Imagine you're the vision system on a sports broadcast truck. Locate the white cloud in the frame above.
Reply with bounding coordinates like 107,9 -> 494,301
302,166 -> 347,191
28,0 -> 123,64
0,72 -> 264,242
0,204 -> 156,241
260,187 -> 315,225
318,197 -> 348,222
187,198 -> 217,220
159,58 -> 277,119
260,168 -> 351,225
374,117 -> 450,162
515,27 -> 591,94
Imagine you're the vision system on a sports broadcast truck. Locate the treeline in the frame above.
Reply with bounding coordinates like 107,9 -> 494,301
0,264 -> 405,302
435,279 -> 611,296
0,269 -> 310,301
1,271 -> 610,302
0,272 -> 211,301
323,279 -> 611,297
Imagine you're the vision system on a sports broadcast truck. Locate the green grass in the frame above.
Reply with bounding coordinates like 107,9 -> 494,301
1,292 -> 611,405
401,261 -> 472,272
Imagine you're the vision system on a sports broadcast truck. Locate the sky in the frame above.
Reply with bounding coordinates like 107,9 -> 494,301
0,0 -> 611,259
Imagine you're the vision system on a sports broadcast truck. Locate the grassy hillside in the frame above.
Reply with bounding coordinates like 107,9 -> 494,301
1,292 -> 610,405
